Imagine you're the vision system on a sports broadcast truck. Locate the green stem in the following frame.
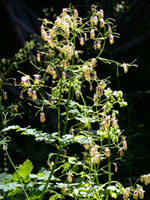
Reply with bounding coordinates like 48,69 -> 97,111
105,130 -> 111,200
39,147 -> 62,200
58,78 -> 63,137
62,71 -> 73,136
6,150 -> 29,200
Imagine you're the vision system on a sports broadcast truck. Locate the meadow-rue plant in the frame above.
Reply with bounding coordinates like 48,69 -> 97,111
0,4 -> 149,200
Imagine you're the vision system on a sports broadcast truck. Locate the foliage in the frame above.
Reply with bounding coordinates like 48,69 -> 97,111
0,4 -> 149,200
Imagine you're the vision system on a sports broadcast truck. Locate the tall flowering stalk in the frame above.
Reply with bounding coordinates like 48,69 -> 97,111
3,5 -> 146,200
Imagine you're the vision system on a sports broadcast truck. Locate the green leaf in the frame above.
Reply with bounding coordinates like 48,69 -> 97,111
18,159 -> 33,179
49,194 -> 61,200
110,191 -> 117,199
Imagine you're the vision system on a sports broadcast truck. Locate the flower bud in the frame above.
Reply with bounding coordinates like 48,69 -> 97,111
114,163 -> 118,172
94,41 -> 97,50
27,88 -> 32,97
52,71 -> 57,79
50,161 -> 54,171
123,137 -> 127,151
104,147 -> 111,158
98,9 -> 104,19
109,34 -> 114,44
40,25 -> 44,33
3,91 -> 7,100
75,90 -> 80,100
21,76 -> 30,87
47,36 -> 54,48
90,16 -> 94,26
133,190 -> 138,200
75,51 -> 79,59
13,78 -> 17,86
12,105 -> 18,113
97,40 -> 101,49
93,16 -> 98,26
90,29 -> 95,39
19,91 -> 24,99
36,53 -> 40,62
90,82 -> 93,91
84,33 -> 87,41
112,119 -> 118,127
62,8 -> 68,15
0,78 -> 3,87
123,188 -> 130,199
108,25 -> 112,34
74,9 -> 78,18
46,65 -> 54,75
62,72 -> 66,80
41,31 -> 47,41
65,29 -> 70,38
71,128 -> 74,136
67,172 -> 73,183
90,145 -> 98,157
79,17 -> 83,25
32,90 -> 37,100
100,18 -> 104,28
83,152 -> 87,160
91,58 -> 97,68
119,147 -> 124,157
84,143 -> 91,150
33,74 -> 40,84
138,187 -> 145,199
80,37 -> 84,46
63,21 -> 69,31
73,19 -> 77,28
93,152 -> 101,164
61,187 -> 67,194
94,71 -> 97,79
122,63 -> 128,73
40,112 -> 46,123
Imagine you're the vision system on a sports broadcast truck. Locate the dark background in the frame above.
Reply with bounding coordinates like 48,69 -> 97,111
0,0 -> 150,198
